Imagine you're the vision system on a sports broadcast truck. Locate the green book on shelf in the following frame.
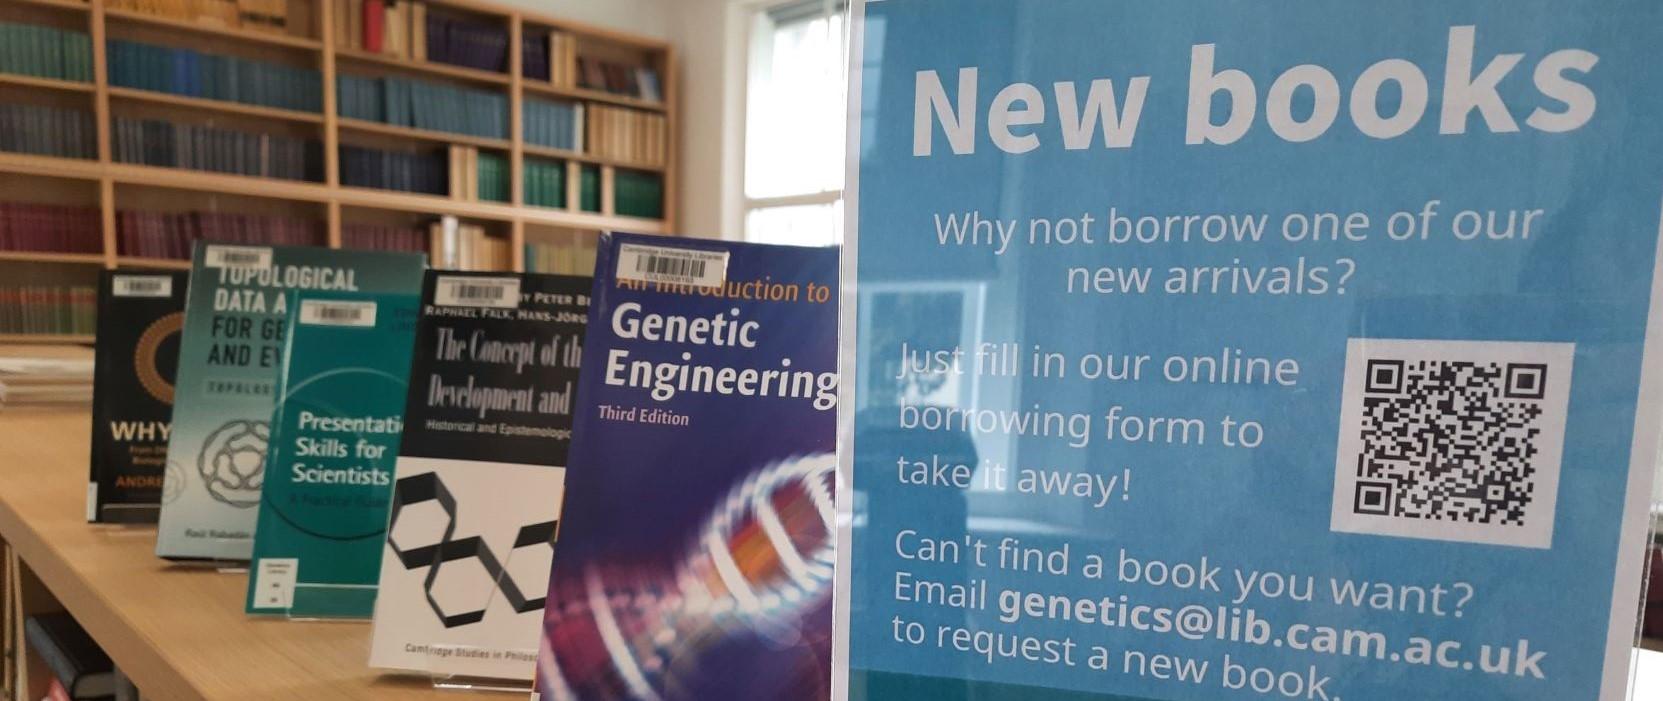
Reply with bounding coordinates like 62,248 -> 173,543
246,291 -> 420,618
579,164 -> 600,213
156,242 -> 426,562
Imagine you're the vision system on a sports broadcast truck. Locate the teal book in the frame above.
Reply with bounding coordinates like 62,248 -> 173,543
246,291 -> 420,617
156,243 -> 425,562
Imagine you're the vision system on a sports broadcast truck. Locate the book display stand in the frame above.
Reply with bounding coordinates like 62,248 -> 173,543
422,645 -> 535,694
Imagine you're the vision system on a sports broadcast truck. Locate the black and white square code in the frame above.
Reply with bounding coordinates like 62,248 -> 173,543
1330,339 -> 1574,549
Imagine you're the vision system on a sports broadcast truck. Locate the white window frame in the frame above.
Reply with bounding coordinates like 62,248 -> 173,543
734,0 -> 848,244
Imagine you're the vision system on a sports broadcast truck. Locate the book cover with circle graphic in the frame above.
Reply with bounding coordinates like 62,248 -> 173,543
245,291 -> 419,618
156,243 -> 425,562
533,233 -> 839,701
89,270 -> 189,524
368,271 -> 589,681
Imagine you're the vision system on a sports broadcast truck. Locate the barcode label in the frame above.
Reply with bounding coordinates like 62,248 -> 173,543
252,558 -> 299,610
299,300 -> 377,327
204,245 -> 272,269
434,276 -> 521,308
617,243 -> 729,287
112,275 -> 173,298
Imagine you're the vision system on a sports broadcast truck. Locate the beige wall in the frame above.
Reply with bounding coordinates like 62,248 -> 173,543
493,0 -> 672,39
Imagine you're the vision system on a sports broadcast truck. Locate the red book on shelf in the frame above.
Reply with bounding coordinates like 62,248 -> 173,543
364,0 -> 386,54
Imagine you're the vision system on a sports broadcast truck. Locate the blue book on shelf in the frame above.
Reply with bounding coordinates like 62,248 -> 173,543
533,233 -> 840,700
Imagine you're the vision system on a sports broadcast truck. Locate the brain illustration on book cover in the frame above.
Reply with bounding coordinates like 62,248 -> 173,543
535,233 -> 839,700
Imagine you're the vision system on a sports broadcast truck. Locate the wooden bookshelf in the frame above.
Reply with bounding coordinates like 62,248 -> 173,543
0,73 -> 93,93
0,0 -> 679,337
102,7 -> 325,50
0,334 -> 92,343
107,86 -> 328,123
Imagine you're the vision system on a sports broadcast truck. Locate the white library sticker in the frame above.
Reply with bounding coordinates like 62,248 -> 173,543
204,245 -> 273,269
111,275 -> 173,298
253,558 -> 299,610
617,244 -> 729,288
298,300 -> 378,327
434,276 -> 521,308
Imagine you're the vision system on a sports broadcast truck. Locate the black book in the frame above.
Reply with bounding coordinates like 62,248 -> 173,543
89,270 -> 188,524
22,613 -> 115,699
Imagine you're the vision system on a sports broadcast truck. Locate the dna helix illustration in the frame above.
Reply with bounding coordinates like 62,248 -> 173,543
537,452 -> 837,701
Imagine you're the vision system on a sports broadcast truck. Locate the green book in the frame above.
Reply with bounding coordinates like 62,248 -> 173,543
247,291 -> 419,618
156,243 -> 426,562
579,164 -> 600,213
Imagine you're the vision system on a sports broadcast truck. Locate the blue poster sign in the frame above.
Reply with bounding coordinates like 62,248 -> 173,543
836,2 -> 1663,700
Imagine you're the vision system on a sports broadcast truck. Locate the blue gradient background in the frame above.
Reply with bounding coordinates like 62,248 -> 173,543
847,1 -> 1663,699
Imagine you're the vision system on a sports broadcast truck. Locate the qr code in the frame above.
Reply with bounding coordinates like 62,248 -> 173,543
1331,339 -> 1574,549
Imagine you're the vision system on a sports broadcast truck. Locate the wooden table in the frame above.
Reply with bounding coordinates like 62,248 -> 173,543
0,347 -> 474,700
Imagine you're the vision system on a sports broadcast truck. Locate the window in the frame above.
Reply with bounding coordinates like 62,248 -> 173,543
742,0 -> 847,246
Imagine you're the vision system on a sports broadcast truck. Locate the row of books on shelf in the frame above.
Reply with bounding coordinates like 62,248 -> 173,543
613,168 -> 665,220
523,157 -> 588,210
338,0 -> 507,73
108,0 -> 290,33
0,203 -> 101,254
0,22 -> 93,83
336,73 -> 508,139
588,103 -> 668,167
341,222 -> 427,252
114,118 -> 325,182
522,29 -> 578,86
0,200 -> 529,262
79,234 -> 831,689
19,609 -> 143,701
523,97 -> 584,152
522,238 -> 596,275
447,145 -> 508,202
107,40 -> 323,114
340,144 -> 446,194
117,210 -> 322,259
429,215 -> 510,270
0,104 -> 96,160
577,56 -> 663,102
0,283 -> 95,336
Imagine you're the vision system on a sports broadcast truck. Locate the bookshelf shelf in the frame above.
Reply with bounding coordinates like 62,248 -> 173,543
0,73 -> 95,93
107,87 -> 327,124
114,256 -> 190,270
0,333 -> 93,343
0,153 -> 101,181
106,163 -> 332,202
335,49 -> 512,86
0,251 -> 105,265
523,143 -> 664,172
102,8 -> 324,51
522,81 -> 667,113
7,0 -> 87,12
338,118 -> 510,149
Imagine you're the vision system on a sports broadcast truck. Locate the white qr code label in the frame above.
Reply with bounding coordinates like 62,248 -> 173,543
1331,338 -> 1574,549
203,245 -> 272,269
112,275 -> 172,298
616,243 -> 729,288
253,558 -> 299,610
299,299 -> 377,327
434,276 -> 521,308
